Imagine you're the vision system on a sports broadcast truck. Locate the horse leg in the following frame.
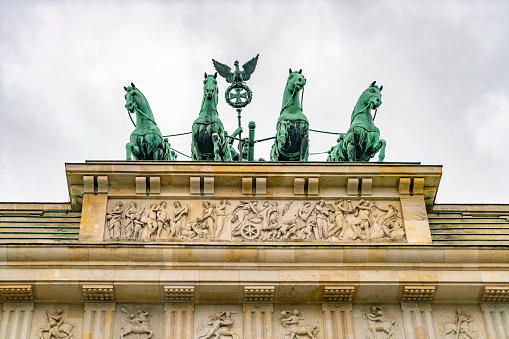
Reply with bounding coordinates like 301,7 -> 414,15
300,128 -> 309,161
212,133 -> 222,161
344,132 -> 356,161
377,139 -> 386,162
126,142 -> 134,160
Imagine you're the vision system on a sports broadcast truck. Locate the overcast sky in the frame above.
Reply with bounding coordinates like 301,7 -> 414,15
0,0 -> 508,204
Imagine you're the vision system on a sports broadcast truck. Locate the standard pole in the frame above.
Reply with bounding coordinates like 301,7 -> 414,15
237,108 -> 243,161
248,121 -> 256,161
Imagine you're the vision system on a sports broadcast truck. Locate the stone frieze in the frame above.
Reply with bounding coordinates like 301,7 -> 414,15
104,199 -> 406,243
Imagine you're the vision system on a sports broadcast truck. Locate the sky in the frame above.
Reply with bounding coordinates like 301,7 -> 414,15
0,0 -> 508,204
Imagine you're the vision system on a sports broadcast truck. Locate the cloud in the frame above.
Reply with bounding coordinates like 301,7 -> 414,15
0,0 -> 508,203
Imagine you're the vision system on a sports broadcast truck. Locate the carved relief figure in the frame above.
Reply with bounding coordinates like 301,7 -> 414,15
125,202 -> 144,239
37,308 -> 76,339
156,201 -> 169,238
198,201 -> 216,238
313,200 -> 330,240
281,309 -> 319,339
213,200 -> 230,239
119,307 -> 153,339
443,308 -> 476,339
198,311 -> 239,339
169,201 -> 189,239
107,201 -> 124,239
362,306 -> 397,339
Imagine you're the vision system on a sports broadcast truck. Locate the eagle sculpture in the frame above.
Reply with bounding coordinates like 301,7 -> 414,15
212,54 -> 259,84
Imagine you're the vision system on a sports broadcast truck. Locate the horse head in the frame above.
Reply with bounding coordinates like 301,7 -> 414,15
286,68 -> 306,95
203,72 -> 218,102
360,81 -> 383,110
124,82 -> 147,114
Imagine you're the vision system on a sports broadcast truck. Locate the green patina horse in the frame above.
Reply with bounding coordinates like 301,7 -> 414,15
124,83 -> 175,161
327,81 -> 386,162
192,73 -> 231,161
270,69 -> 309,161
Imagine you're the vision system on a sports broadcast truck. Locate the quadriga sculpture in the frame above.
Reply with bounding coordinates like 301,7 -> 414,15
124,83 -> 175,161
327,81 -> 386,162
191,73 -> 231,161
270,69 -> 309,161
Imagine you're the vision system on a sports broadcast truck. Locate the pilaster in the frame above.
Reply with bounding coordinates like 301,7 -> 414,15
164,303 -> 194,339
82,302 -> 115,339
243,303 -> 273,339
322,303 -> 354,339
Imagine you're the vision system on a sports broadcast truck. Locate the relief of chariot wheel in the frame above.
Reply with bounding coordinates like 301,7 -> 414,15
241,223 -> 260,239
225,83 -> 253,108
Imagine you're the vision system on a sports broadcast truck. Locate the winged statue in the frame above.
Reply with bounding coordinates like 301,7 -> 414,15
212,54 -> 259,84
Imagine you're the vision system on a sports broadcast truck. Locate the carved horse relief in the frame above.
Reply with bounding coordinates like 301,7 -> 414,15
192,73 -> 232,161
328,81 -> 386,162
271,69 -> 309,161
124,83 -> 175,161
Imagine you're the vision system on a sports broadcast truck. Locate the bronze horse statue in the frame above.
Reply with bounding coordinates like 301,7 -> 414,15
191,73 -> 231,161
124,83 -> 175,161
270,69 -> 309,161
328,81 -> 386,162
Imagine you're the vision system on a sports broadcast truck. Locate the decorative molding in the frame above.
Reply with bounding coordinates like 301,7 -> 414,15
400,285 -> 436,301
203,177 -> 214,194
164,285 -> 195,302
256,177 -> 267,195
82,284 -> 115,301
149,176 -> 160,194
347,178 -> 359,196
294,178 -> 305,195
243,285 -> 275,302
190,177 -> 201,194
242,177 -> 253,195
399,178 -> 411,194
323,286 -> 355,302
480,285 -> 509,302
308,177 -> 319,195
0,284 -> 34,300
97,175 -> 108,193
135,177 -> 147,194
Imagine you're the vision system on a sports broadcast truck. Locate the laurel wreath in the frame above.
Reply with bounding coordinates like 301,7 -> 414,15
225,83 -> 253,108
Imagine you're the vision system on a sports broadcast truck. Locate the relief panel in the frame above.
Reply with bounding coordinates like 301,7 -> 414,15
273,304 -> 323,339
194,305 -> 243,339
30,304 -> 83,339
104,199 -> 406,243
431,305 -> 487,339
353,305 -> 405,339
113,304 -> 164,339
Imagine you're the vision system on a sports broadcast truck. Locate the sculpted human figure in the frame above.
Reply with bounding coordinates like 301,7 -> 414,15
156,201 -> 169,238
198,201 -> 216,238
443,308 -> 475,339
281,309 -> 319,339
107,201 -> 124,239
329,200 -> 348,237
296,202 -> 312,236
132,206 -> 146,239
363,306 -> 396,339
37,308 -> 75,339
313,200 -> 330,240
168,201 -> 188,239
198,311 -> 237,339
213,200 -> 229,239
181,222 -> 198,240
124,202 -> 140,238
232,201 -> 260,237
145,204 -> 159,239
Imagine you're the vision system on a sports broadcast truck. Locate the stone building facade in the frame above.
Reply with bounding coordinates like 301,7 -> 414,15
1,161 -> 508,338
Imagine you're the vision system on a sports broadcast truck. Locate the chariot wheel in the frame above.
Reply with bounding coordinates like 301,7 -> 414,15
241,224 -> 260,239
